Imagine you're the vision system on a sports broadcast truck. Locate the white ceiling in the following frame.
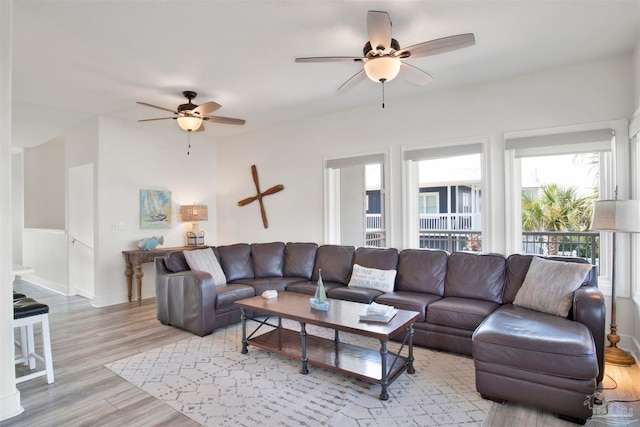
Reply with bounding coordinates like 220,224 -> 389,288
11,0 -> 640,148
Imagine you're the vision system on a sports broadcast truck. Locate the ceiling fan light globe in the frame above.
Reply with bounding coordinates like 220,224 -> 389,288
177,115 -> 203,132
364,56 -> 401,83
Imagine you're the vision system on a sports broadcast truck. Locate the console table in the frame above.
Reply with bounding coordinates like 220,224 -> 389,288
122,246 -> 203,304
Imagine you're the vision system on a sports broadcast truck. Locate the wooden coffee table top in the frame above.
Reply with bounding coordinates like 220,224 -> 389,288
235,291 -> 419,340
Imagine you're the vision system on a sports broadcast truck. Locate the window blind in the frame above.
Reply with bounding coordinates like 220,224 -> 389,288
403,143 -> 483,162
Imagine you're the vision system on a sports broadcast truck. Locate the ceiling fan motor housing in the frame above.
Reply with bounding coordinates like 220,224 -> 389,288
178,91 -> 198,113
178,102 -> 197,113
363,38 -> 400,56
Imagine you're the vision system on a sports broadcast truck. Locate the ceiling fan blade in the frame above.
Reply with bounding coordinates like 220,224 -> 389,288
251,165 -> 260,194
138,117 -> 175,122
399,63 -> 434,86
136,101 -> 178,114
237,196 -> 258,207
258,199 -> 268,228
204,115 -> 246,125
193,101 -> 221,115
396,33 -> 476,59
262,184 -> 284,196
295,57 -> 365,63
367,10 -> 392,52
337,69 -> 366,92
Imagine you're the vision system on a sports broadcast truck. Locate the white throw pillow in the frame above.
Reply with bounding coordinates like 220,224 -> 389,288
513,256 -> 592,317
348,264 -> 396,293
183,248 -> 227,287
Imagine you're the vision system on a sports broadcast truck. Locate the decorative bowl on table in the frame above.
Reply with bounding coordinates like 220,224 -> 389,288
310,298 -> 329,311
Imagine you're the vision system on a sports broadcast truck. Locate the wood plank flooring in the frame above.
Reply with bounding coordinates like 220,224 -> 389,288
5,279 -> 640,426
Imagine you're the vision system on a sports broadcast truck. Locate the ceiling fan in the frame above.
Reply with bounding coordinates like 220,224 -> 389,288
137,91 -> 246,132
295,10 -> 475,101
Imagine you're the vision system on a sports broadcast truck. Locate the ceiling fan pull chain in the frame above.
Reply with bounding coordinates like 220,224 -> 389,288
186,131 -> 191,155
382,79 -> 386,108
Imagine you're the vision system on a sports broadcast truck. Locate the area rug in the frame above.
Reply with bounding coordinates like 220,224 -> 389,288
105,320 -> 489,426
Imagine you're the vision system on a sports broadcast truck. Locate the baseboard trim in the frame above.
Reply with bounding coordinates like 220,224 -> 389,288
18,273 -> 68,296
0,389 -> 23,421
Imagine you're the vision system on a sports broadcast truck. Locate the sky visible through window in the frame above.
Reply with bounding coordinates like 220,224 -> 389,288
521,153 -> 598,197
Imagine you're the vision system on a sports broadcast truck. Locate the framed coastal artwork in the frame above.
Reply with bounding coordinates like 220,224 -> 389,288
140,189 -> 172,229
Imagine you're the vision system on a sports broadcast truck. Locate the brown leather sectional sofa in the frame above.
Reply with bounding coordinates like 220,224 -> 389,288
155,242 -> 605,423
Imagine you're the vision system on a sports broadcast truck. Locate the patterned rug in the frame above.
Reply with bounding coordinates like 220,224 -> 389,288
105,320 -> 489,426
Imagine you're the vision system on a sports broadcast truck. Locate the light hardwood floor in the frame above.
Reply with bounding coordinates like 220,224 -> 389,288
5,280 -> 640,426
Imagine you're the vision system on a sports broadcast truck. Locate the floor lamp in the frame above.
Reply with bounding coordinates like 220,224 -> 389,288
590,197 -> 640,366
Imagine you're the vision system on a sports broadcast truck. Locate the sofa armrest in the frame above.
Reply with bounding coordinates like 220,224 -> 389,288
572,286 -> 606,383
155,258 -> 218,336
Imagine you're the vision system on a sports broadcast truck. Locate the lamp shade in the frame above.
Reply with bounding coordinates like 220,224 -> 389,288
177,115 -> 203,132
364,57 -> 401,83
179,204 -> 208,222
590,199 -> 640,233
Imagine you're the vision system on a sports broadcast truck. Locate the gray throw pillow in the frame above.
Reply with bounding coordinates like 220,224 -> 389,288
513,256 -> 592,317
183,248 -> 227,287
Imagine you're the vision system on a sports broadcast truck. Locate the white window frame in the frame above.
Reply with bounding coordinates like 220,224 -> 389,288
630,112 -> 640,306
323,150 -> 391,246
505,120 -> 630,297
402,136 -> 489,249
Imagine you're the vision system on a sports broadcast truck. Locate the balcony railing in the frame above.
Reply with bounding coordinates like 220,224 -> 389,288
419,231 -> 482,252
417,230 -> 599,267
521,231 -> 599,265
420,213 -> 481,231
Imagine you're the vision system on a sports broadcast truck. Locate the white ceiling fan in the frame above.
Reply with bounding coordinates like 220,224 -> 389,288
295,10 -> 475,105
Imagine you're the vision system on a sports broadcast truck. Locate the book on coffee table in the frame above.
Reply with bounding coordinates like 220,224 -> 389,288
359,302 -> 398,323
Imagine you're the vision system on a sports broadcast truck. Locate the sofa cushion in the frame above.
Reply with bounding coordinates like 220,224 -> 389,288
327,286 -> 382,304
472,304 -> 598,380
284,242 -> 318,279
513,256 -> 592,317
311,245 -> 355,284
164,250 -> 190,273
445,252 -> 506,304
231,277 -> 301,295
348,264 -> 397,293
215,284 -> 255,308
352,247 -> 399,270
183,247 -> 227,287
285,280 -> 346,296
251,242 -> 285,278
396,249 -> 447,296
375,291 -> 442,322
217,244 -> 253,281
427,297 -> 500,331
504,254 -> 596,304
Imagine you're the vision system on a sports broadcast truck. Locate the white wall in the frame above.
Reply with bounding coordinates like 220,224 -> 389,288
217,55 -> 634,252
20,115 -> 219,307
0,0 -> 21,420
94,116 -> 218,306
23,136 -> 65,229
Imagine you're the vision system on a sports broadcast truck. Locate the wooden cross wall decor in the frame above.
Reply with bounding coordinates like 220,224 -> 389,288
237,165 -> 284,228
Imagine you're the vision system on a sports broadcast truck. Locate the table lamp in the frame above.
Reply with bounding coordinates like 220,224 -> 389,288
180,203 -> 208,246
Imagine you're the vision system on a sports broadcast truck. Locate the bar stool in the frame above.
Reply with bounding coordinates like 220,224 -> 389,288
13,291 -> 29,366
13,298 -> 54,384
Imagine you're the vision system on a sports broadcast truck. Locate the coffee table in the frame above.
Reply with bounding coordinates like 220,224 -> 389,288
234,291 -> 419,400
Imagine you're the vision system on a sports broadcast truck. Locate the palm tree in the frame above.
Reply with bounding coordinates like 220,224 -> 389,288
522,183 -> 596,254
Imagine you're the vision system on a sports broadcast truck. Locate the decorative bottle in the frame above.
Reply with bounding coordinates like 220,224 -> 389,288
315,268 -> 327,302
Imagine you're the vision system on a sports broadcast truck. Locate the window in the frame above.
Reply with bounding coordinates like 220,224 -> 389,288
403,142 -> 484,252
506,128 -> 614,281
419,193 -> 439,214
325,153 -> 387,247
